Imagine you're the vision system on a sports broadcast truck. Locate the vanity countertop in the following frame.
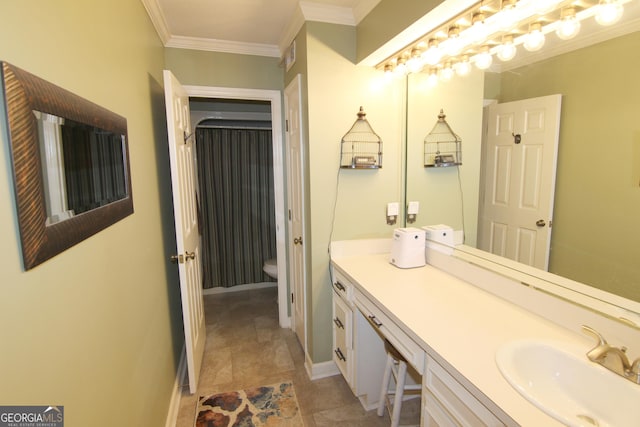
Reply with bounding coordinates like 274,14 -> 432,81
331,251 -> 593,426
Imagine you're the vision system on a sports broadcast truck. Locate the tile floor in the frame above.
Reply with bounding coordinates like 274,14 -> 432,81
175,286 -> 420,426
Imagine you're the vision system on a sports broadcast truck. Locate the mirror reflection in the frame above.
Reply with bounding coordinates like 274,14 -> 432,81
406,27 -> 640,304
35,111 -> 128,225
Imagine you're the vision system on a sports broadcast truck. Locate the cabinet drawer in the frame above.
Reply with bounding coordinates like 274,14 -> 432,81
333,291 -> 353,385
423,389 -> 459,427
332,269 -> 353,302
354,291 -> 425,375
425,356 -> 504,426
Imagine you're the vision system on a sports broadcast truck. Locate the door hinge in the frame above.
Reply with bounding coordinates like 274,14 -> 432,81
285,119 -> 289,132
291,293 -> 294,304
288,209 -> 292,221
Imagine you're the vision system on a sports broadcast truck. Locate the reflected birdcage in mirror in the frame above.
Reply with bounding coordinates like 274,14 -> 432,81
424,109 -> 462,168
340,106 -> 382,169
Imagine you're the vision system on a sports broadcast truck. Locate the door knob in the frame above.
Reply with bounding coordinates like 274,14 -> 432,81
536,219 -> 546,227
170,254 -> 184,264
293,237 -> 303,245
185,251 -> 196,261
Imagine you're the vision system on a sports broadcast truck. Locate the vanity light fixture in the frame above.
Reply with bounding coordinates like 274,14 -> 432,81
424,109 -> 462,168
340,107 -> 382,169
523,22 -> 546,51
596,0 -> 624,25
376,0 -> 632,84
556,7 -> 581,40
497,34 -> 517,61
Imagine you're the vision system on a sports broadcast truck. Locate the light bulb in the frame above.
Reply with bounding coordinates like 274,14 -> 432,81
422,40 -> 442,66
455,57 -> 471,76
497,36 -> 517,61
595,0 -> 623,26
407,49 -> 425,73
533,0 -> 560,15
556,9 -> 581,40
474,47 -> 493,70
427,69 -> 439,87
383,64 -> 394,82
440,63 -> 454,82
468,11 -> 489,39
442,27 -> 463,57
393,58 -> 408,76
496,0 -> 518,30
523,22 -> 545,52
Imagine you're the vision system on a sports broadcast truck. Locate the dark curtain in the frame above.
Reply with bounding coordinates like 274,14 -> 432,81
196,127 -> 277,288
62,126 -> 127,214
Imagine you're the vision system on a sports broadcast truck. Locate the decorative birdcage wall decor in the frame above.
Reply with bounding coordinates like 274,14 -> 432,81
424,109 -> 462,168
340,106 -> 382,169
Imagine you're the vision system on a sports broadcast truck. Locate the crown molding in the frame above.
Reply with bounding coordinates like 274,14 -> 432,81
165,36 -> 281,57
300,1 -> 356,25
141,0 -> 374,58
140,0 -> 171,45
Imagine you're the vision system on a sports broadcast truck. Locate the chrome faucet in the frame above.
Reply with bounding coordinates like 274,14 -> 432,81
582,325 -> 640,384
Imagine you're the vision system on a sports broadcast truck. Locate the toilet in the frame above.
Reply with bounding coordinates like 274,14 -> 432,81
263,258 -> 278,279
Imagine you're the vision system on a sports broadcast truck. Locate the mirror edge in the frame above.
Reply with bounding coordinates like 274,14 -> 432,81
453,244 -> 640,328
1,61 -> 134,270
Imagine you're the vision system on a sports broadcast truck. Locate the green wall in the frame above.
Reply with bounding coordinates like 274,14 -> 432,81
0,1 -> 182,425
289,22 -> 405,362
164,48 -> 283,90
497,32 -> 640,302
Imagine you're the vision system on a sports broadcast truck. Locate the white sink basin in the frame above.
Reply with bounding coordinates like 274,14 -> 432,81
496,339 -> 640,427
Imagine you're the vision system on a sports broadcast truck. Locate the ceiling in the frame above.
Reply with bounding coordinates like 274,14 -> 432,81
141,0 -> 382,57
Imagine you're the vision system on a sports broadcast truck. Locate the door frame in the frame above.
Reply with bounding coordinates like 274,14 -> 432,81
184,84 -> 289,327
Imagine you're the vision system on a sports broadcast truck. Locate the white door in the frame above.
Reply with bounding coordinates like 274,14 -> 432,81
479,94 -> 562,270
163,70 -> 206,394
284,75 -> 306,349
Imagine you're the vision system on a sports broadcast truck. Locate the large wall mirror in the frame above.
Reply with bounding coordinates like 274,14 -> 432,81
404,7 -> 640,318
1,62 -> 133,270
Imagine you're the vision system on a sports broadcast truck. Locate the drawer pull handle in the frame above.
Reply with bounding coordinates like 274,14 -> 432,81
368,314 -> 383,328
333,317 -> 344,329
334,281 -> 346,292
335,348 -> 346,361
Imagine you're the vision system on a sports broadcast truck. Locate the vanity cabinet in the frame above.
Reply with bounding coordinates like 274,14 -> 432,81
331,262 -> 508,426
332,268 -> 388,408
423,355 -> 505,426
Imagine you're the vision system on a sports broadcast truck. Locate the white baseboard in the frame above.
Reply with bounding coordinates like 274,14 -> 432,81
203,281 -> 277,295
165,346 -> 187,427
304,352 -> 340,380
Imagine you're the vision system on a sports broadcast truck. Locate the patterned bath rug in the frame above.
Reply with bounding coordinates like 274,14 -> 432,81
195,381 -> 303,427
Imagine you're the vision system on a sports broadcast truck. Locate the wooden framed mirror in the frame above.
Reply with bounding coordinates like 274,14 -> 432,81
1,61 -> 133,270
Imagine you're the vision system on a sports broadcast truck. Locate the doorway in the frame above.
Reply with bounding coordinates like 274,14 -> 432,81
184,85 -> 288,328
